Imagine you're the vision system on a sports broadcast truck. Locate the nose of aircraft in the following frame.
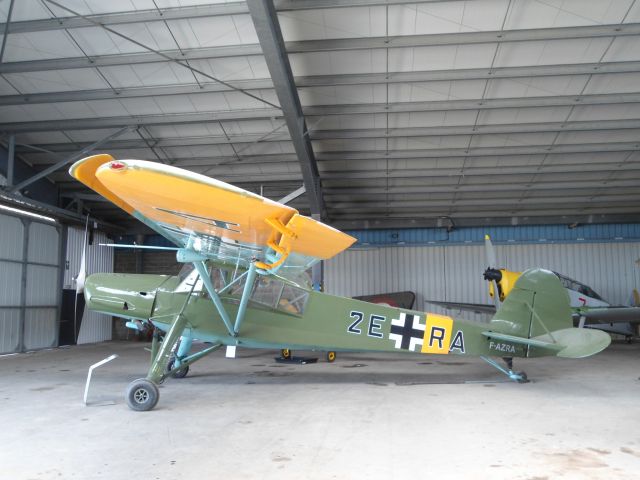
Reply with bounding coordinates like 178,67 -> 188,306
85,273 -> 169,320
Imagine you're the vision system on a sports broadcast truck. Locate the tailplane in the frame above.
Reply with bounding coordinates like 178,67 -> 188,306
487,269 -> 610,358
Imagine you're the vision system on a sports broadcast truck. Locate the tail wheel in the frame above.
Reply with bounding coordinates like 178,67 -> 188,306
281,348 -> 292,360
326,351 -> 336,363
167,355 -> 189,379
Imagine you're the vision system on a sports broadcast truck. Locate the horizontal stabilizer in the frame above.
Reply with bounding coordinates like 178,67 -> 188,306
532,328 -> 611,359
483,328 -> 610,358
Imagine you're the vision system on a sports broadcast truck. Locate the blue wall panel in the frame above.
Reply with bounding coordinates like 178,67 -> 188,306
347,223 -> 640,247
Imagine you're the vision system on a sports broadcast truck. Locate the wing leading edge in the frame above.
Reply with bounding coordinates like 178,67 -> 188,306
70,154 -> 356,280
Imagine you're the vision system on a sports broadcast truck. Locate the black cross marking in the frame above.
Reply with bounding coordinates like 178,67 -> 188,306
390,313 -> 423,350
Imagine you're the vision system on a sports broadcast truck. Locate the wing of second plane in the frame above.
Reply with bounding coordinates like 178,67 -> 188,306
425,300 -> 497,315
576,306 -> 640,324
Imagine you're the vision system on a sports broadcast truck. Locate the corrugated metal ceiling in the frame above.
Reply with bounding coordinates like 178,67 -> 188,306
1,0 -> 639,230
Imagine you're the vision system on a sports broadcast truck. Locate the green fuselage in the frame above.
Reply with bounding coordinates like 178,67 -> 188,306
85,271 -> 531,359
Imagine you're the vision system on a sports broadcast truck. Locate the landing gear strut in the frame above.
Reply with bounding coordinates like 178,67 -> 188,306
480,356 -> 529,383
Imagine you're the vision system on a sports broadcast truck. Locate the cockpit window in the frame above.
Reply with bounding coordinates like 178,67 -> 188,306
554,272 -> 603,301
251,277 -> 284,308
250,277 -> 309,315
176,266 -> 203,293
179,261 -> 309,315
278,284 -> 309,315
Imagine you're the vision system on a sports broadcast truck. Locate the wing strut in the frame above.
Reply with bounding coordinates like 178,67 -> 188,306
194,261 -> 236,337
193,260 -> 258,337
233,262 -> 258,334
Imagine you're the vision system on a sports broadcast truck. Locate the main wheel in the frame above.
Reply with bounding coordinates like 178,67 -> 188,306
167,355 -> 189,379
326,351 -> 336,363
281,348 -> 292,360
126,378 -> 159,411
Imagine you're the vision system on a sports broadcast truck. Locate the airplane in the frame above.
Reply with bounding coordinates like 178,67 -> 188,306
428,236 -> 640,340
70,154 -> 611,411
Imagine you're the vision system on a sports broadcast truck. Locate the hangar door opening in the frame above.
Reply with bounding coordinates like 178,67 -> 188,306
0,212 -> 62,354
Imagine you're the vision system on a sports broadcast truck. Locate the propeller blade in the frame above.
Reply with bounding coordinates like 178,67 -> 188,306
73,216 -> 89,343
483,235 -> 501,309
484,234 -> 497,268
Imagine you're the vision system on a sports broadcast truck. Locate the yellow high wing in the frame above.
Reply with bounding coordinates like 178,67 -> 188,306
70,154 -> 356,271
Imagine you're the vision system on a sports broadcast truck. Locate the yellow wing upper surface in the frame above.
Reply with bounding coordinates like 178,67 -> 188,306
70,155 -> 356,272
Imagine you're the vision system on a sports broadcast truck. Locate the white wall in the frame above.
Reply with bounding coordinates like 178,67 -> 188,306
325,242 -> 640,322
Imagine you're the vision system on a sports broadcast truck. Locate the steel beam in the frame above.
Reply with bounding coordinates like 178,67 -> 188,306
6,134 -> 15,187
1,3 -> 250,33
323,179 -> 640,195
0,109 -> 283,133
277,185 -> 306,204
331,213 -> 640,230
0,0 -> 15,63
0,190 -> 124,230
3,83 -> 640,117
276,0 -> 470,9
247,0 -> 323,216
314,142 -> 640,160
309,118 -> 640,140
0,44 -> 263,74
21,141 -> 640,169
19,141 -> 640,168
326,193 -> 640,209
0,80 -> 273,106
2,61 -> 640,106
0,1 -> 454,34
286,23 -> 640,53
304,92 -> 640,116
8,126 -> 131,193
296,60 -> 640,87
329,203 -> 640,216
5,112 -> 640,138
317,163 -> 640,180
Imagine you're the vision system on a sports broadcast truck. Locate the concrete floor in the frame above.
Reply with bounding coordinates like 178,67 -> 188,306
1,341 -> 639,480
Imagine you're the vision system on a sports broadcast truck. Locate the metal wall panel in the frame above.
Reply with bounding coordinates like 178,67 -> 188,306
0,213 -> 24,261
325,242 -> 640,322
0,261 -> 22,307
65,227 -> 115,344
0,213 -> 61,353
23,307 -> 56,350
325,246 -> 447,315
25,265 -> 58,306
27,222 -> 59,265
0,309 -> 20,354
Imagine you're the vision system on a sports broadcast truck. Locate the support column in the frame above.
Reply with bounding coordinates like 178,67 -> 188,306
7,134 -> 15,187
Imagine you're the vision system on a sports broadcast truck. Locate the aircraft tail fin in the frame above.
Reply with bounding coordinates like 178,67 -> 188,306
488,268 -> 610,358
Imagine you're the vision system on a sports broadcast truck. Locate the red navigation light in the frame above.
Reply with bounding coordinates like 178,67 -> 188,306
110,161 -> 126,170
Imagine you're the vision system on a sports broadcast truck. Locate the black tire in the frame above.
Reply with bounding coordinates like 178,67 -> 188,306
281,348 -> 291,359
326,351 -> 336,363
126,378 -> 159,411
167,356 -> 189,378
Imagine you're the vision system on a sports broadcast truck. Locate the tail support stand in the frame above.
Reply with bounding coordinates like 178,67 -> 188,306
480,355 -> 529,383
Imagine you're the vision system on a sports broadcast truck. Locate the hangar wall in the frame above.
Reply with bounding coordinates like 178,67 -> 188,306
64,226 -> 114,344
0,211 -> 62,354
324,242 -> 640,322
